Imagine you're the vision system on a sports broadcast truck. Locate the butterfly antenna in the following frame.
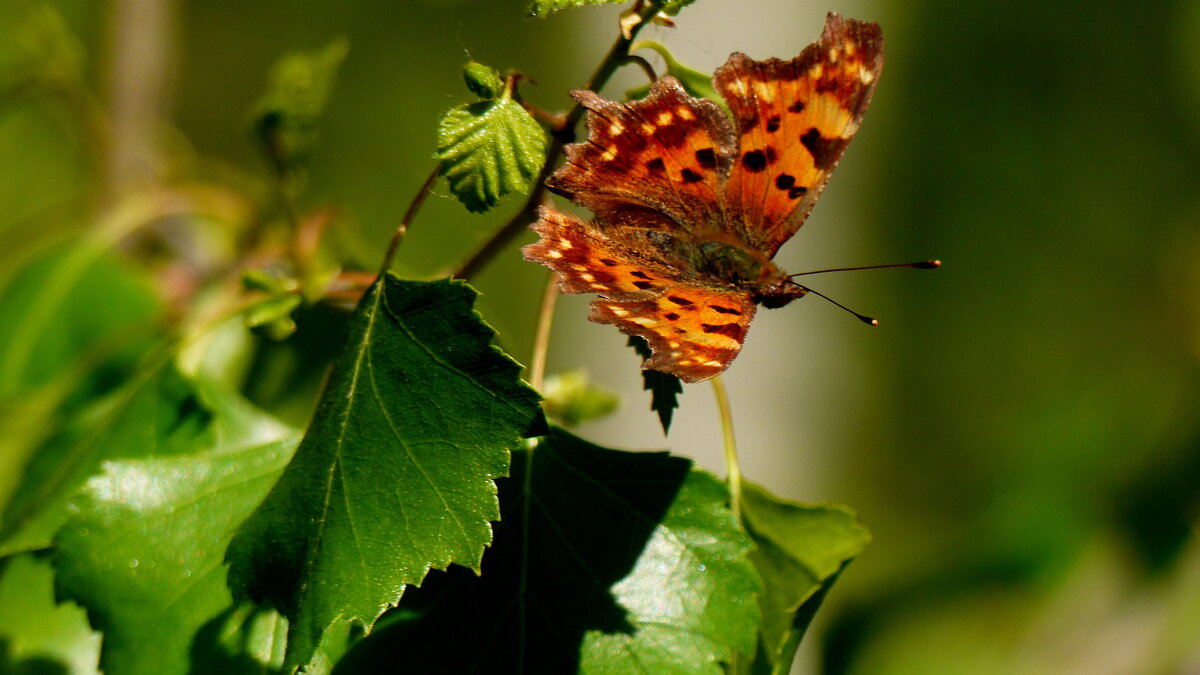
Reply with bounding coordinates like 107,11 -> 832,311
791,260 -> 941,277
799,285 -> 879,326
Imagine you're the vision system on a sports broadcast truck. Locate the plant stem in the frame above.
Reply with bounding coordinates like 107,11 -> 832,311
711,375 -> 742,517
378,165 -> 441,280
449,0 -> 664,281
528,273 -> 560,391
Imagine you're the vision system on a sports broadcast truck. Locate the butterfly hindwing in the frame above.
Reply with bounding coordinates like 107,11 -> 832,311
524,208 -> 756,383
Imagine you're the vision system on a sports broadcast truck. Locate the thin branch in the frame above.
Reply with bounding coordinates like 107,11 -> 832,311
449,0 -> 664,282
378,165 -> 441,280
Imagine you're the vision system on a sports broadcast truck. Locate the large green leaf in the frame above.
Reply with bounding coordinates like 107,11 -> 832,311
0,364 -> 288,556
226,275 -> 543,672
335,428 -> 762,673
54,435 -> 300,675
739,482 -> 871,675
435,96 -> 547,213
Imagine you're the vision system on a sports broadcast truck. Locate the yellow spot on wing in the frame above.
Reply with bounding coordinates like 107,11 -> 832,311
754,81 -> 775,103
677,106 -> 695,121
580,273 -> 595,282
609,121 -> 624,135
548,250 -> 563,259
656,110 -> 674,125
601,147 -> 618,161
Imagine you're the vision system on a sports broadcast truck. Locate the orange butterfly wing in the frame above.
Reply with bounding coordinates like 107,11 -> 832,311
714,13 -> 883,257
525,209 -> 755,383
524,13 -> 884,382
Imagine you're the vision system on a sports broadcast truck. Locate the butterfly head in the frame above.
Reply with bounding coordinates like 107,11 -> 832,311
753,279 -> 809,309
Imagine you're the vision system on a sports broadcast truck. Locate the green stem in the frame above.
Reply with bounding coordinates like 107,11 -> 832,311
711,375 -> 742,517
449,0 -> 664,281
528,273 -> 560,391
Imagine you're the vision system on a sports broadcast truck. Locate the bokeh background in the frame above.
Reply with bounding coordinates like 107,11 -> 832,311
2,0 -> 1198,672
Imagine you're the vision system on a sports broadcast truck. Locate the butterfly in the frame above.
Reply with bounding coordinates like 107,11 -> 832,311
524,13 -> 885,383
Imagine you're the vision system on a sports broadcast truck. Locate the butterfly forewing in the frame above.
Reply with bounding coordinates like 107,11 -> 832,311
714,14 -> 883,257
547,80 -> 736,238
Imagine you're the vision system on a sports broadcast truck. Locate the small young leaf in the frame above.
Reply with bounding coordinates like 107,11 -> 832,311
54,433 -> 300,675
336,428 -> 762,673
629,336 -> 683,434
254,38 -> 349,172
462,61 -> 504,99
541,369 -> 619,426
226,275 -> 543,672
436,97 -> 547,213
739,482 -> 871,673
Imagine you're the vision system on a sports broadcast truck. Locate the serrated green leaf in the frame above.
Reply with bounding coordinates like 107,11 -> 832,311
436,97 -> 547,213
629,336 -> 683,434
54,432 -> 300,675
336,427 -> 762,673
0,553 -> 100,674
462,61 -> 504,99
0,363 -> 290,556
739,482 -> 871,675
541,369 -> 619,426
226,275 -> 543,672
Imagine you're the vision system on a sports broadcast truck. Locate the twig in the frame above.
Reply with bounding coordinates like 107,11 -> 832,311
378,165 -> 441,280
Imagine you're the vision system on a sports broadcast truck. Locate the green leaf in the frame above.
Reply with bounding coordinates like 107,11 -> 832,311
254,38 -> 349,172
626,40 -> 720,103
461,61 -> 504,99
739,482 -> 871,674
0,243 -> 160,403
336,428 -> 762,673
53,432 -> 300,675
0,363 -> 291,556
629,336 -> 683,434
436,96 -> 547,213
226,275 -> 543,672
0,553 -> 100,674
541,369 -> 619,426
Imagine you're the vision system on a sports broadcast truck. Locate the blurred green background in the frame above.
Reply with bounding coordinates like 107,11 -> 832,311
1,0 -> 1198,673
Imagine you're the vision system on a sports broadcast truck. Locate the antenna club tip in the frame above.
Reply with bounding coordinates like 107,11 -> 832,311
919,260 -> 942,269
860,316 -> 879,326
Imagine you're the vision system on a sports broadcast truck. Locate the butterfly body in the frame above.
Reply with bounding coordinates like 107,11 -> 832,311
525,13 -> 883,382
